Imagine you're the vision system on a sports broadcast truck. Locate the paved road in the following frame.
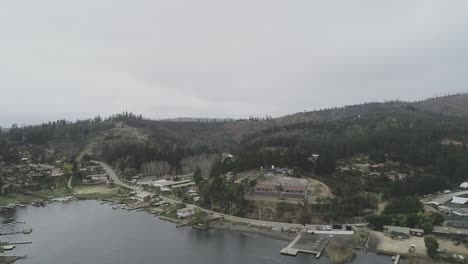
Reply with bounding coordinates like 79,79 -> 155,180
96,161 -> 343,230
97,161 -> 143,192
67,175 -> 73,189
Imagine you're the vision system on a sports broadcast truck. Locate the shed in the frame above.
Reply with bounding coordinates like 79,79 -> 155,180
410,228 -> 424,236
135,191 -> 154,202
460,182 -> 468,189
451,196 -> 468,205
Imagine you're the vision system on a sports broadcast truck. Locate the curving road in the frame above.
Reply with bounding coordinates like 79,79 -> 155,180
96,161 -> 322,229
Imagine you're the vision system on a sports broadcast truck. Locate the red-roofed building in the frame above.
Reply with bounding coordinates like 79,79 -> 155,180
254,182 -> 307,198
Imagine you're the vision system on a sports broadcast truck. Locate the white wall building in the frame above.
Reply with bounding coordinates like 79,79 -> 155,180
176,207 -> 196,218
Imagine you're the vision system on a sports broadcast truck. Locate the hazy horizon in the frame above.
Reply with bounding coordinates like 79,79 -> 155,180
2,1 -> 468,127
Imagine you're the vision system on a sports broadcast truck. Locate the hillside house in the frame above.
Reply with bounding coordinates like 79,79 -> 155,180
88,174 -> 109,183
50,168 -> 64,177
282,185 -> 307,197
255,183 -> 277,195
254,182 -> 306,198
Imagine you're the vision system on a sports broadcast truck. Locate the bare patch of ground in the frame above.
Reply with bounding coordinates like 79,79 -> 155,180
376,202 -> 387,214
373,231 -> 427,256
73,185 -> 122,196
374,231 -> 468,257
307,178 -> 334,200
438,239 -> 468,255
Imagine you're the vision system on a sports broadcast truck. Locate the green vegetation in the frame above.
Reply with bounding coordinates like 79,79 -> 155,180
2,95 -> 468,222
383,196 -> 423,214
298,198 -> 312,225
424,235 -> 439,258
367,196 -> 444,231
325,241 -> 356,264
193,167 -> 202,184
72,186 -> 127,200
0,187 -> 71,206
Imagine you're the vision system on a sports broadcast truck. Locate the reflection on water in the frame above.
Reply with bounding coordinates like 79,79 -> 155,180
0,200 -> 392,264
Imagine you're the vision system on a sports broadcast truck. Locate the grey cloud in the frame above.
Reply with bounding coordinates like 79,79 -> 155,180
1,0 -> 468,126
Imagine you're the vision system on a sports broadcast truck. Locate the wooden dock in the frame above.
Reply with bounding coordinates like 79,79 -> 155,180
394,254 -> 401,264
280,233 -> 303,256
280,233 -> 327,258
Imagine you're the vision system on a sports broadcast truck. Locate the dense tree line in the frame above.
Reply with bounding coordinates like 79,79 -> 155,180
367,196 -> 444,232
233,110 -> 468,193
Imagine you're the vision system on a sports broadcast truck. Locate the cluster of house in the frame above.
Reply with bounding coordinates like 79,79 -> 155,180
263,166 -> 294,176
337,155 -> 408,182
0,161 -> 64,184
426,196 -> 468,217
79,161 -> 109,184
254,182 -> 307,198
136,178 -> 199,201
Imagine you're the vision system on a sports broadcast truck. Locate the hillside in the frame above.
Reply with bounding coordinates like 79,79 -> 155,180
414,94 -> 468,117
224,94 -> 468,141
2,94 -> 468,177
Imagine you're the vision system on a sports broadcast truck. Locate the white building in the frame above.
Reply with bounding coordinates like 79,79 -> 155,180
451,196 -> 468,205
176,207 -> 196,218
135,191 -> 154,202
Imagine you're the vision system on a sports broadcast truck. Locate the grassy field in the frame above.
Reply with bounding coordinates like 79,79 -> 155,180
0,188 -> 71,206
72,185 -> 127,199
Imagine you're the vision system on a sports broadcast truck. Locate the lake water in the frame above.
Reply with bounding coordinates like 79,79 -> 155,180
0,200 -> 394,264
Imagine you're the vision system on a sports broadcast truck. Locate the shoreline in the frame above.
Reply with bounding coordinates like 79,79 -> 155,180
1,198 -> 442,264
209,221 -> 297,242
0,194 -> 444,264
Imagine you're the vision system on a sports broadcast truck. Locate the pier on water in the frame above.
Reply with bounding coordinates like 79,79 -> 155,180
280,232 -> 328,258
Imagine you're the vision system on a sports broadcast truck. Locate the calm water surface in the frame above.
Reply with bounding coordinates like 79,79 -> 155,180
0,200 -> 394,264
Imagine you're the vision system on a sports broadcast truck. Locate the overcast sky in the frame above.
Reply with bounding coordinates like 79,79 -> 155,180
1,1 -> 468,127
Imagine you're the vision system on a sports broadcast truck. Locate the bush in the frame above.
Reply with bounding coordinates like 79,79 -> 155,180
424,236 -> 439,258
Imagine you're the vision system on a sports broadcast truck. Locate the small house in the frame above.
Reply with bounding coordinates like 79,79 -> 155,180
410,228 -> 424,236
383,226 -> 411,239
460,182 -> 468,189
177,207 -> 196,218
135,191 -> 154,202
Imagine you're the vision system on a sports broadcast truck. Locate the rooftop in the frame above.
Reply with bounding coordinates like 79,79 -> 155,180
384,225 -> 410,234
451,196 -> 468,205
177,207 -> 195,213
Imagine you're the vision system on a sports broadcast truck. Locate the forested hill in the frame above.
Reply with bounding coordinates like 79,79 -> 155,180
414,93 -> 468,117
224,93 -> 468,140
1,94 -> 468,182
